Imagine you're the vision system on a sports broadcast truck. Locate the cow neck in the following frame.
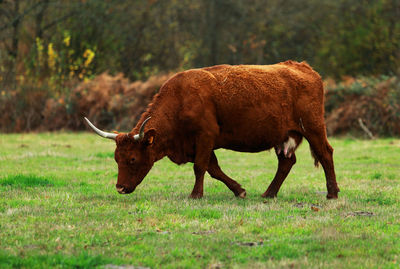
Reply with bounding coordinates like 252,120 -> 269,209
150,120 -> 172,162
133,113 -> 174,163
135,88 -> 178,162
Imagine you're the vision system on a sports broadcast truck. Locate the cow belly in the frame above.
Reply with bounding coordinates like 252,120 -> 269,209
213,93 -> 286,152
215,110 -> 284,152
217,142 -> 272,153
215,128 -> 281,152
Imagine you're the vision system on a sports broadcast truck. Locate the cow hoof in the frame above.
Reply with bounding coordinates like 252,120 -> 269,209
261,192 -> 277,198
326,193 -> 338,199
238,191 -> 246,198
189,193 -> 203,199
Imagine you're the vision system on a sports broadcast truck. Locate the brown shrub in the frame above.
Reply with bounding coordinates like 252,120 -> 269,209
41,98 -> 69,131
1,72 -> 399,137
325,76 -> 400,137
61,72 -> 171,131
0,86 -> 49,132
0,72 -> 171,132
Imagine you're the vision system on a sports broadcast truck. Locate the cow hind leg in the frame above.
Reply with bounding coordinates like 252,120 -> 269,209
207,151 -> 246,198
262,152 -> 297,198
304,127 -> 340,199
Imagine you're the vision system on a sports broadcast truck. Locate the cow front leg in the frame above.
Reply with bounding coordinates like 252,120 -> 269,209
190,164 -> 206,199
189,135 -> 214,199
262,151 -> 296,198
207,151 -> 246,198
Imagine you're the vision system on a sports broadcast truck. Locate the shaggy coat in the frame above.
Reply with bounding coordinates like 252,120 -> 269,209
113,61 -> 340,199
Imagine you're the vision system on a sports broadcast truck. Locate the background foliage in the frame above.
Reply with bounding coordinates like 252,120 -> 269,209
1,0 -> 399,83
0,0 -> 399,134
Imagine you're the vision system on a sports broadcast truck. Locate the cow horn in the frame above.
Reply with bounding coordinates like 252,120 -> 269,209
134,117 -> 151,141
84,117 -> 118,140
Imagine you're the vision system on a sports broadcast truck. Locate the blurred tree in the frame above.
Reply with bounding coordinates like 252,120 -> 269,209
0,0 -> 399,89
316,0 -> 400,77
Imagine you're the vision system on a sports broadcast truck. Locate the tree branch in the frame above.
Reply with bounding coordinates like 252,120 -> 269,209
0,7 -> 13,20
0,1 -> 43,32
41,11 -> 75,32
358,118 -> 375,139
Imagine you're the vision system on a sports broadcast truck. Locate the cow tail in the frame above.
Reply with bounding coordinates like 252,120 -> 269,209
310,146 -> 320,167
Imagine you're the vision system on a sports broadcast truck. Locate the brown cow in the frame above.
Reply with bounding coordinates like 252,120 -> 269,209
85,61 -> 340,199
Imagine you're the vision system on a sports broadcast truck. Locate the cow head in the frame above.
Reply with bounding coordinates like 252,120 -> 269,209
84,117 -> 156,194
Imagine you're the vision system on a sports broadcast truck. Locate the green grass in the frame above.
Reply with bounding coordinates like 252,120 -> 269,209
0,133 -> 399,268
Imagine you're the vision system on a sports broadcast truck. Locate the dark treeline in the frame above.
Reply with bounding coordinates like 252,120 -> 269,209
1,0 -> 399,90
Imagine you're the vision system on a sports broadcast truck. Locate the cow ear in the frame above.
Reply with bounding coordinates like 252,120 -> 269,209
143,129 -> 156,146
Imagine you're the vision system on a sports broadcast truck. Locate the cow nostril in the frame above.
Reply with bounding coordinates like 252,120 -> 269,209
116,186 -> 125,194
116,184 -> 134,194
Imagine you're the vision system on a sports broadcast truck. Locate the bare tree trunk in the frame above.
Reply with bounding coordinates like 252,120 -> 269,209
3,0 -> 20,89
207,0 -> 218,65
10,0 -> 20,59
35,0 -> 49,39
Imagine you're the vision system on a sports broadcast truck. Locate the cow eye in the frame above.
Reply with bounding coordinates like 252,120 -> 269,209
129,157 -> 135,164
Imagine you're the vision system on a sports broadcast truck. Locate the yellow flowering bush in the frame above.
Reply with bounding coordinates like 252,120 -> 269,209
28,33 -> 96,87
47,43 -> 57,70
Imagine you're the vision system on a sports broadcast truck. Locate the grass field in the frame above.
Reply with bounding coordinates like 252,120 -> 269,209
0,133 -> 399,268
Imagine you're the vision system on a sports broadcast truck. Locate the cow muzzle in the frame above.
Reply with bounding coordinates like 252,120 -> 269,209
116,184 -> 135,194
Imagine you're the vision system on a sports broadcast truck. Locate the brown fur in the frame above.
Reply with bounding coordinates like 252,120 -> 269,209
113,61 -> 339,199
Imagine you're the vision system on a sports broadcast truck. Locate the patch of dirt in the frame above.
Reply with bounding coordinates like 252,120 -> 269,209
236,241 -> 264,247
311,205 -> 322,212
156,228 -> 170,234
51,143 -> 71,148
293,203 -> 322,212
192,230 -> 215,235
207,262 -> 223,269
345,211 -> 374,217
293,202 -> 305,208
23,244 -> 40,249
104,265 -> 150,269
